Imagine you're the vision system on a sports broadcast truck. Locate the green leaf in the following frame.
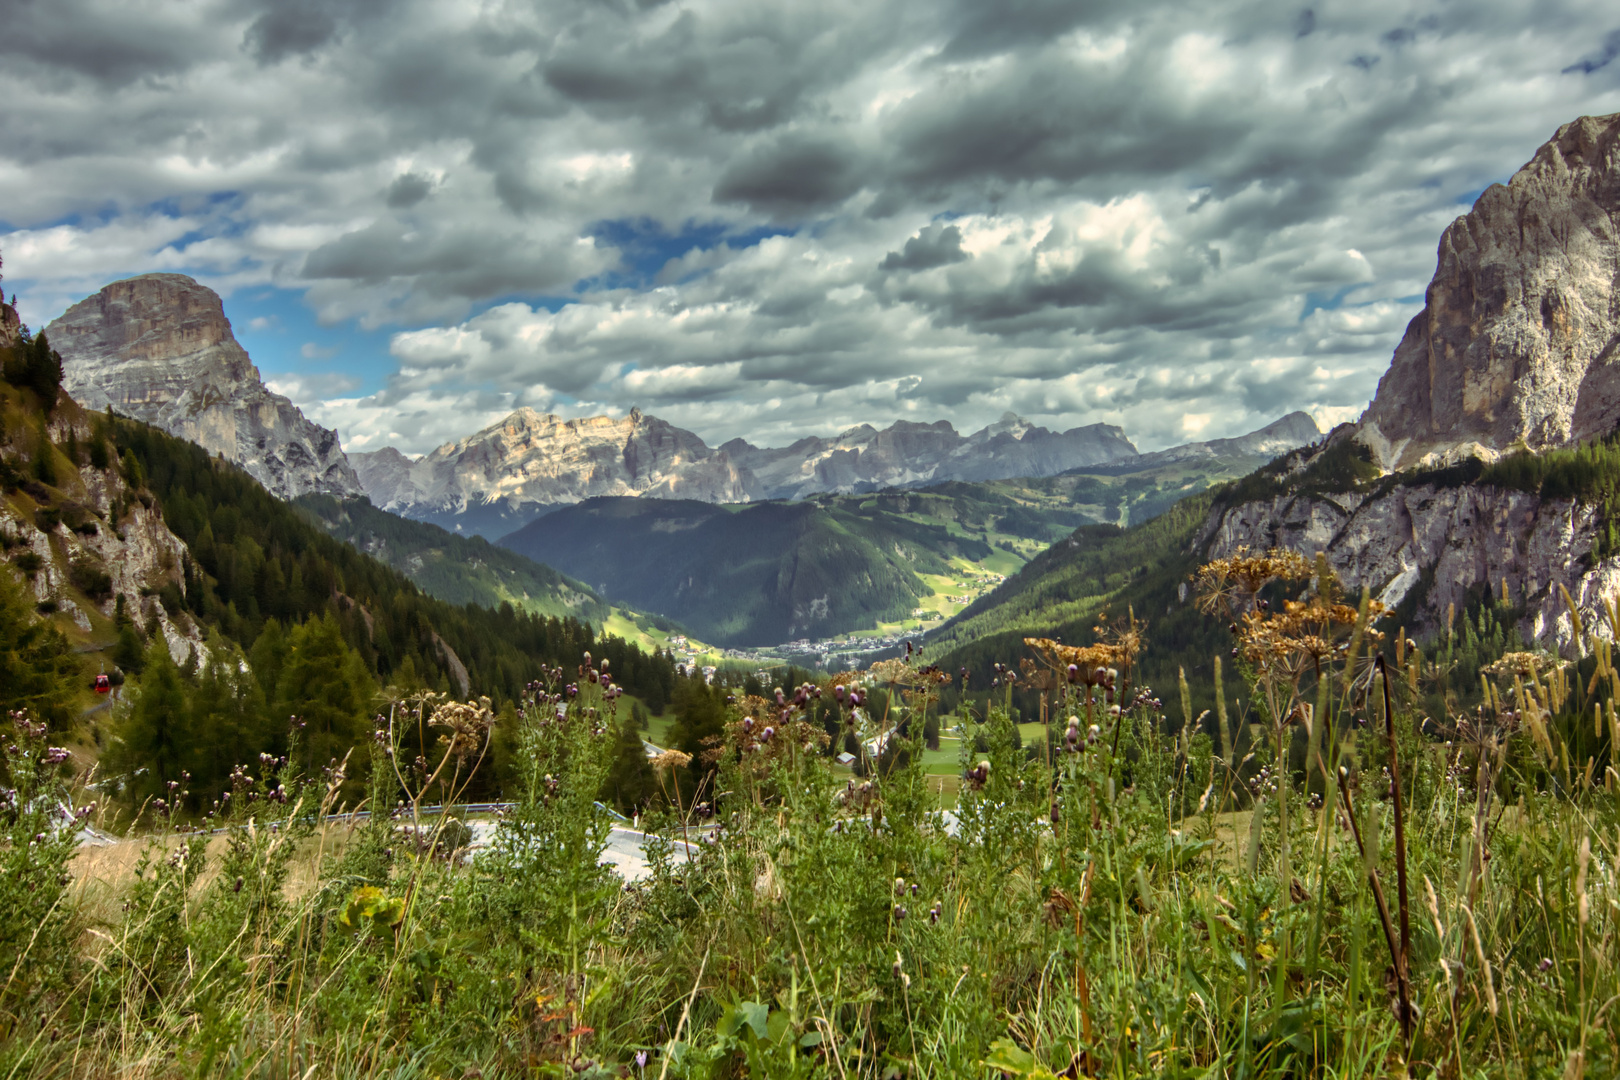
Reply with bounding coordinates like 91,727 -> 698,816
739,1001 -> 770,1041
983,1038 -> 1037,1074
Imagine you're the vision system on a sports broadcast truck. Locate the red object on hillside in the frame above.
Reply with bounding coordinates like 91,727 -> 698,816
94,674 -> 111,693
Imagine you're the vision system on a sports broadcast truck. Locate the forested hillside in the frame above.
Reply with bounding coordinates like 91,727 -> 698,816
2,330 -> 680,809
111,417 -> 677,710
295,493 -> 610,624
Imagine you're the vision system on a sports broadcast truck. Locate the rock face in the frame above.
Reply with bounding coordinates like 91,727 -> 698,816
1198,480 -> 1606,652
721,413 -> 1140,499
46,274 -> 362,500
351,408 -> 755,536
1358,112 -> 1620,470
0,400 -> 206,665
1199,114 -> 1620,650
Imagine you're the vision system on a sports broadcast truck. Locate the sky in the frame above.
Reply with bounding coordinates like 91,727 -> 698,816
1,0 -> 1618,457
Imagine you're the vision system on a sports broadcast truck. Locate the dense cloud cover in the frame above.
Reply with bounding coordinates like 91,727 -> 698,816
1,0 -> 1617,454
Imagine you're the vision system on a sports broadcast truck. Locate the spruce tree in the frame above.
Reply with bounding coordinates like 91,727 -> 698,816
0,566 -> 76,727
26,332 -> 62,413
273,613 -> 372,773
602,711 -> 657,814
113,638 -> 191,805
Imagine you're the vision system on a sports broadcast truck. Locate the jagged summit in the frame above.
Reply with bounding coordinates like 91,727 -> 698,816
355,403 -> 1313,537
719,412 -> 1140,499
46,274 -> 362,500
1357,111 -> 1620,470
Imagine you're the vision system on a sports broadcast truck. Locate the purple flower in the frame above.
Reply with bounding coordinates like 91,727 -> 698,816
635,1051 -> 648,1069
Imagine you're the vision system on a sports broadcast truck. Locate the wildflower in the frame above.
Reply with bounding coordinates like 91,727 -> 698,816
635,1051 -> 648,1069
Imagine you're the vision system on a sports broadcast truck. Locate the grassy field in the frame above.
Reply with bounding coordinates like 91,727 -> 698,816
6,551 -> 1618,1079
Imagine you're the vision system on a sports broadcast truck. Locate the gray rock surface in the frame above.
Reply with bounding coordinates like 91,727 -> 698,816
359,406 -> 1318,536
1198,483 -> 1608,652
46,274 -> 362,500
1358,112 -> 1620,470
0,405 -> 206,665
1125,412 -> 1321,471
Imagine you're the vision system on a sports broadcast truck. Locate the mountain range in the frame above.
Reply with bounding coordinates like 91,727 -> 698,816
38,270 -> 1321,541
355,408 -> 1319,538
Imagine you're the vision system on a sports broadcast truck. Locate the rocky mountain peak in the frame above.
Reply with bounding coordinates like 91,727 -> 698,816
1357,111 -> 1620,470
351,405 -> 754,536
47,274 -> 362,500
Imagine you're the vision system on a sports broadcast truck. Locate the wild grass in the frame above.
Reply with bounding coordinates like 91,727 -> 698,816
3,556 -> 1619,1079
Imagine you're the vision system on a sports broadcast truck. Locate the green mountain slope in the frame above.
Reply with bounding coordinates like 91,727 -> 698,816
500,496 -> 986,646
924,493 -> 1224,690
494,450 -> 1279,650
295,494 -> 609,625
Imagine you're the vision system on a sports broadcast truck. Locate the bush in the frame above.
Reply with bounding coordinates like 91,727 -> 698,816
69,557 -> 113,601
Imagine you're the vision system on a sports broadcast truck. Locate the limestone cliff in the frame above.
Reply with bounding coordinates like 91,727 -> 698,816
46,274 -> 362,500
1358,112 -> 1620,470
1198,113 -> 1620,651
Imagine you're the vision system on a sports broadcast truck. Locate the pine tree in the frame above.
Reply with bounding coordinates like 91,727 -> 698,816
26,332 -> 63,413
274,613 -> 373,772
187,654 -> 269,806
113,638 -> 191,805
0,567 -> 76,727
602,711 -> 657,814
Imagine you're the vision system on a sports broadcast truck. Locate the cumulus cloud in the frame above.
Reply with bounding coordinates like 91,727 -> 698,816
2,0 -> 1618,456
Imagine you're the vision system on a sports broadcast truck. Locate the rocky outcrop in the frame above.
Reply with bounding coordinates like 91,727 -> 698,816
1199,113 -> 1620,650
1198,483 -> 1606,651
0,400 -> 206,665
46,274 -> 363,500
721,413 -> 1142,499
0,301 -> 21,349
1358,112 -> 1620,470
360,406 -> 1318,536
351,407 -> 756,536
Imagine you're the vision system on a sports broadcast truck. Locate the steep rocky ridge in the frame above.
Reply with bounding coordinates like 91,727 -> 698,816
1195,113 -> 1620,650
46,274 -> 362,501
360,406 -> 1317,538
1112,411 -> 1321,473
